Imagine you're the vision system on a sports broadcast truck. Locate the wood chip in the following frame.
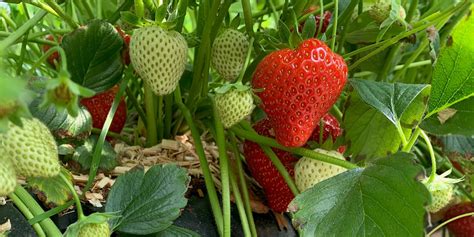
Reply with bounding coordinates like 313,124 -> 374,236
160,139 -> 180,150
96,177 -> 112,189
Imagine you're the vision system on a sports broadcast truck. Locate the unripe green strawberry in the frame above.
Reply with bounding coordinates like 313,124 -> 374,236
215,86 -> 254,128
130,26 -> 188,95
295,149 -> 347,192
422,170 -> 460,213
2,118 -> 60,178
0,157 -> 16,196
368,1 -> 406,24
211,29 -> 249,81
78,222 -> 110,237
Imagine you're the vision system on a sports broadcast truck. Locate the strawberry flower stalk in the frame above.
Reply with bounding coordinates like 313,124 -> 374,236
420,130 -> 462,213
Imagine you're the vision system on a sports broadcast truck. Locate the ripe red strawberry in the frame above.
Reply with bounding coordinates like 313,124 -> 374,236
42,35 -> 62,67
252,39 -> 347,147
309,113 -> 341,142
243,119 -> 297,213
115,26 -> 131,65
298,10 -> 332,36
444,202 -> 474,237
80,86 -> 127,134
309,113 -> 346,153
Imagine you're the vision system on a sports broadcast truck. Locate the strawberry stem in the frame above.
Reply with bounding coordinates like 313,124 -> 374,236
330,0 -> 338,50
261,145 -> 300,195
395,120 -> 408,147
144,84 -> 158,146
164,94 -> 173,138
12,186 -> 62,237
212,97 -> 232,237
241,0 -> 255,38
348,1 -> 467,70
84,78 -> 129,192
8,192 -> 47,237
0,10 -> 47,53
426,211 -> 474,236
174,88 -> 224,235
59,172 -> 85,220
420,130 -> 437,183
43,0 -> 79,29
230,172 -> 252,237
232,123 -> 358,169
236,37 -> 255,84
157,95 -> 164,142
228,131 -> 258,236
402,126 -> 421,152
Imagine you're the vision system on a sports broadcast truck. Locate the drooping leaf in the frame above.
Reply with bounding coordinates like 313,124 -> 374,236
343,91 -> 427,159
350,79 -> 430,125
71,135 -> 117,171
105,165 -> 190,235
27,168 -> 72,205
289,153 -> 429,237
421,97 -> 474,136
29,89 -> 92,146
62,19 -> 124,93
438,135 -> 474,158
427,13 -> 474,116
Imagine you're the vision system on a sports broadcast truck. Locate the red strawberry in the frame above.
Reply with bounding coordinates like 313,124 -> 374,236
298,10 -> 332,36
42,35 -> 62,67
444,202 -> 474,237
309,113 -> 346,153
115,26 -> 131,65
243,119 -> 297,213
80,86 -> 127,134
310,113 -> 341,142
252,39 -> 347,147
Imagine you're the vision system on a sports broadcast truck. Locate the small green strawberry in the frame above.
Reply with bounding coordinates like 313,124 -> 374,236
1,118 -> 60,178
215,85 -> 254,128
294,149 -> 347,192
78,222 -> 110,237
130,26 -> 188,95
422,170 -> 461,213
211,29 -> 249,81
0,157 -> 16,196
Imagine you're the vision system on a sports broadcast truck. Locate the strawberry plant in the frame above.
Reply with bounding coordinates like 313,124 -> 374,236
0,0 -> 473,237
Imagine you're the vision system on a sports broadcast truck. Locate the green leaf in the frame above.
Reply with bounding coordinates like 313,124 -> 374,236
62,19 -> 124,93
71,135 -> 117,171
301,15 -> 316,39
350,79 -> 430,126
344,91 -> 426,159
155,225 -> 201,237
289,153 -> 429,237
27,168 -> 72,205
105,165 -> 190,235
439,135 -> 474,157
421,97 -> 474,136
427,14 -> 474,117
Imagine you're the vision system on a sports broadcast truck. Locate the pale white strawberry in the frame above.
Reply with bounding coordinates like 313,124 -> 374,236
1,118 -> 60,178
422,170 -> 461,213
0,157 -> 16,196
294,149 -> 347,192
211,29 -> 249,81
130,26 -> 188,95
215,85 -> 254,128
